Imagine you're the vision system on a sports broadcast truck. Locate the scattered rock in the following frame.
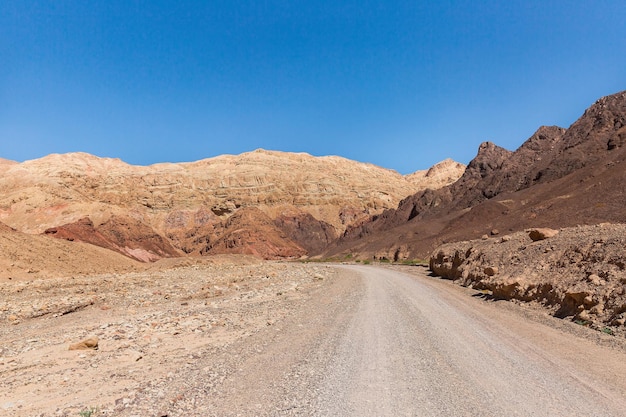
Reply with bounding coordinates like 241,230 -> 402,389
528,228 -> 559,241
0,261 -> 338,416
577,310 -> 592,322
69,337 -> 99,351
483,266 -> 498,276
587,274 -> 602,286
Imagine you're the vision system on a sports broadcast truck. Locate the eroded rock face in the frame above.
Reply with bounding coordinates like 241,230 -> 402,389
0,150 -> 461,261
273,208 -> 338,254
200,207 -> 307,259
0,221 -> 141,280
429,224 -> 626,330
45,216 -> 182,262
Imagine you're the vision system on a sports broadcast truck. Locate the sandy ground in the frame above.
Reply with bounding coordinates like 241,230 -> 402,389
1,262 -> 626,416
0,261 -> 337,416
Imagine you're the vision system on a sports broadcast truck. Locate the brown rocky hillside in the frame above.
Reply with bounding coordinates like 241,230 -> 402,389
325,90 -> 626,260
0,149 -> 464,261
430,225 -> 626,335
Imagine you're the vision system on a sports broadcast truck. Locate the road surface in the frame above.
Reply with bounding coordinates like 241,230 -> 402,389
128,265 -> 626,416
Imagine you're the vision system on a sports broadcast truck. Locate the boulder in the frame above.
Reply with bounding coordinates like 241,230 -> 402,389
528,228 -> 559,241
69,336 -> 99,351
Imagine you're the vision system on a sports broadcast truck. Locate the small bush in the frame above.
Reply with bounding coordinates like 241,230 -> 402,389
602,327 -> 615,336
79,407 -> 99,417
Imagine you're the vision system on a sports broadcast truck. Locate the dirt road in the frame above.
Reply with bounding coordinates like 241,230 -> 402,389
154,265 -> 626,416
313,266 -> 626,416
3,263 -> 626,416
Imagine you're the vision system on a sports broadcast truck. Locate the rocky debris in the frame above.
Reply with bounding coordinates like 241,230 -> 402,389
528,228 -> 559,241
483,266 -> 498,276
69,337 -> 99,350
0,260 -> 337,416
429,223 -> 626,334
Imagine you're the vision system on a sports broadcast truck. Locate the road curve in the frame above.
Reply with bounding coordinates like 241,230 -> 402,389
138,265 -> 626,416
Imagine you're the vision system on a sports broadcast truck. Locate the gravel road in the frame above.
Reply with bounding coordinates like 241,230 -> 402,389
4,263 -> 626,416
188,265 -> 626,417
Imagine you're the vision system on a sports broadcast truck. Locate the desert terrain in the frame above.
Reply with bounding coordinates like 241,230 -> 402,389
0,150 -> 464,261
2,262 -> 626,416
1,90 -> 626,415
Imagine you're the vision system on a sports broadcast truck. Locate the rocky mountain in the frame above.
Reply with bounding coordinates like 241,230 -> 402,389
326,90 -> 626,260
0,149 -> 464,261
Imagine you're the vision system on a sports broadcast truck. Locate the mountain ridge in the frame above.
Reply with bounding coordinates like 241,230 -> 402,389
0,149 -> 464,262
324,90 -> 626,260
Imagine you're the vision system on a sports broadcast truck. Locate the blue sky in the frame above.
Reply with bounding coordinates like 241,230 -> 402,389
1,1 -> 625,174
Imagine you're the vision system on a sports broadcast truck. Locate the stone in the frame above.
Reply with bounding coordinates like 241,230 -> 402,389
577,310 -> 592,322
483,267 -> 498,276
528,228 -> 559,241
587,274 -> 602,286
69,336 -> 99,351
613,316 -> 626,326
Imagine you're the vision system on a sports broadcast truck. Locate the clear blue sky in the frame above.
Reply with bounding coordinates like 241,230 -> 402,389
1,1 -> 625,173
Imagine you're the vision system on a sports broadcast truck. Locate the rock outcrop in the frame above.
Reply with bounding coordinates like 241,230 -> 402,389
199,207 -> 307,259
404,158 -> 466,191
45,216 -> 182,262
429,224 -> 626,331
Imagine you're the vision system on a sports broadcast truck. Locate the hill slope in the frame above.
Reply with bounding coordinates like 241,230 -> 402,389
0,150 -> 463,261
0,222 -> 142,281
325,90 -> 626,260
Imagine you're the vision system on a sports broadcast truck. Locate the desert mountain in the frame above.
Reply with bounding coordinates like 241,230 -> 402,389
0,149 -> 464,261
327,90 -> 626,260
